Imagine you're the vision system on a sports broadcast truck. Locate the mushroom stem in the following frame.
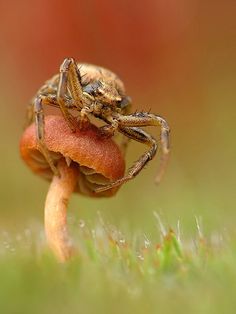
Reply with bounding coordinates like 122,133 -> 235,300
44,158 -> 78,262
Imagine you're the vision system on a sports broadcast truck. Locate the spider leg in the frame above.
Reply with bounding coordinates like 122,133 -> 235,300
99,118 -> 119,138
119,100 -> 132,155
78,105 -> 94,129
57,58 -> 85,131
34,96 -> 59,176
25,95 -> 59,129
114,112 -> 170,183
94,127 -> 157,193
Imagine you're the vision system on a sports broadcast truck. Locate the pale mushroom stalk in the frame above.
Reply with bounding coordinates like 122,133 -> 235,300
45,159 -> 78,262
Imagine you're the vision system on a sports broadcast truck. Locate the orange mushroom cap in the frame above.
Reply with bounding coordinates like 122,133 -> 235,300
20,115 -> 125,197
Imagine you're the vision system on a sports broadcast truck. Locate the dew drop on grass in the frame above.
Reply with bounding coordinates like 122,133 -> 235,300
91,229 -> 96,239
79,219 -> 85,228
119,238 -> 126,245
144,234 -> 151,249
137,253 -> 144,261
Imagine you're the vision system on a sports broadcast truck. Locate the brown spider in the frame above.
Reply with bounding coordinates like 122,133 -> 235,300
26,58 -> 170,193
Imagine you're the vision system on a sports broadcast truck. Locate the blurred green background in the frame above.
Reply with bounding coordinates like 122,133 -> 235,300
0,0 -> 235,236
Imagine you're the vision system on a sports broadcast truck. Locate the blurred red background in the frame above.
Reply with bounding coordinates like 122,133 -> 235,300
1,0 -> 235,112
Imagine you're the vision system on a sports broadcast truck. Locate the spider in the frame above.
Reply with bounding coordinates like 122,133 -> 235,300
26,58 -> 170,193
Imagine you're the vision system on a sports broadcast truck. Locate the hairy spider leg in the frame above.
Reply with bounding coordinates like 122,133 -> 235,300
94,127 -> 157,193
114,112 -> 170,183
97,98 -> 133,139
25,94 -> 60,129
117,102 -> 132,156
57,58 -> 85,131
34,96 -> 59,175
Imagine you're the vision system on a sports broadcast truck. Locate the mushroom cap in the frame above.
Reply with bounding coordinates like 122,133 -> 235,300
20,115 -> 125,197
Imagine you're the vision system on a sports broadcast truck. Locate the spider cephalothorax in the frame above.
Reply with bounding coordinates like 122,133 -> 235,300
26,58 -> 170,193
80,64 -> 126,105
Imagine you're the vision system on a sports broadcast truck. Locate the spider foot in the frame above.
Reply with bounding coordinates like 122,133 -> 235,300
99,125 -> 116,139
77,116 -> 90,131
94,178 -> 124,193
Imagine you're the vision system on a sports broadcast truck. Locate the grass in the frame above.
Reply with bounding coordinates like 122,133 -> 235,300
1,213 -> 236,314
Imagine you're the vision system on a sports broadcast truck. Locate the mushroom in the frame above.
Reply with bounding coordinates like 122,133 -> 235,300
20,115 -> 125,262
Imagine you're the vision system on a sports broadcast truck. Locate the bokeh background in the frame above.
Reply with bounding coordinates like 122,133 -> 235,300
0,0 -> 235,236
